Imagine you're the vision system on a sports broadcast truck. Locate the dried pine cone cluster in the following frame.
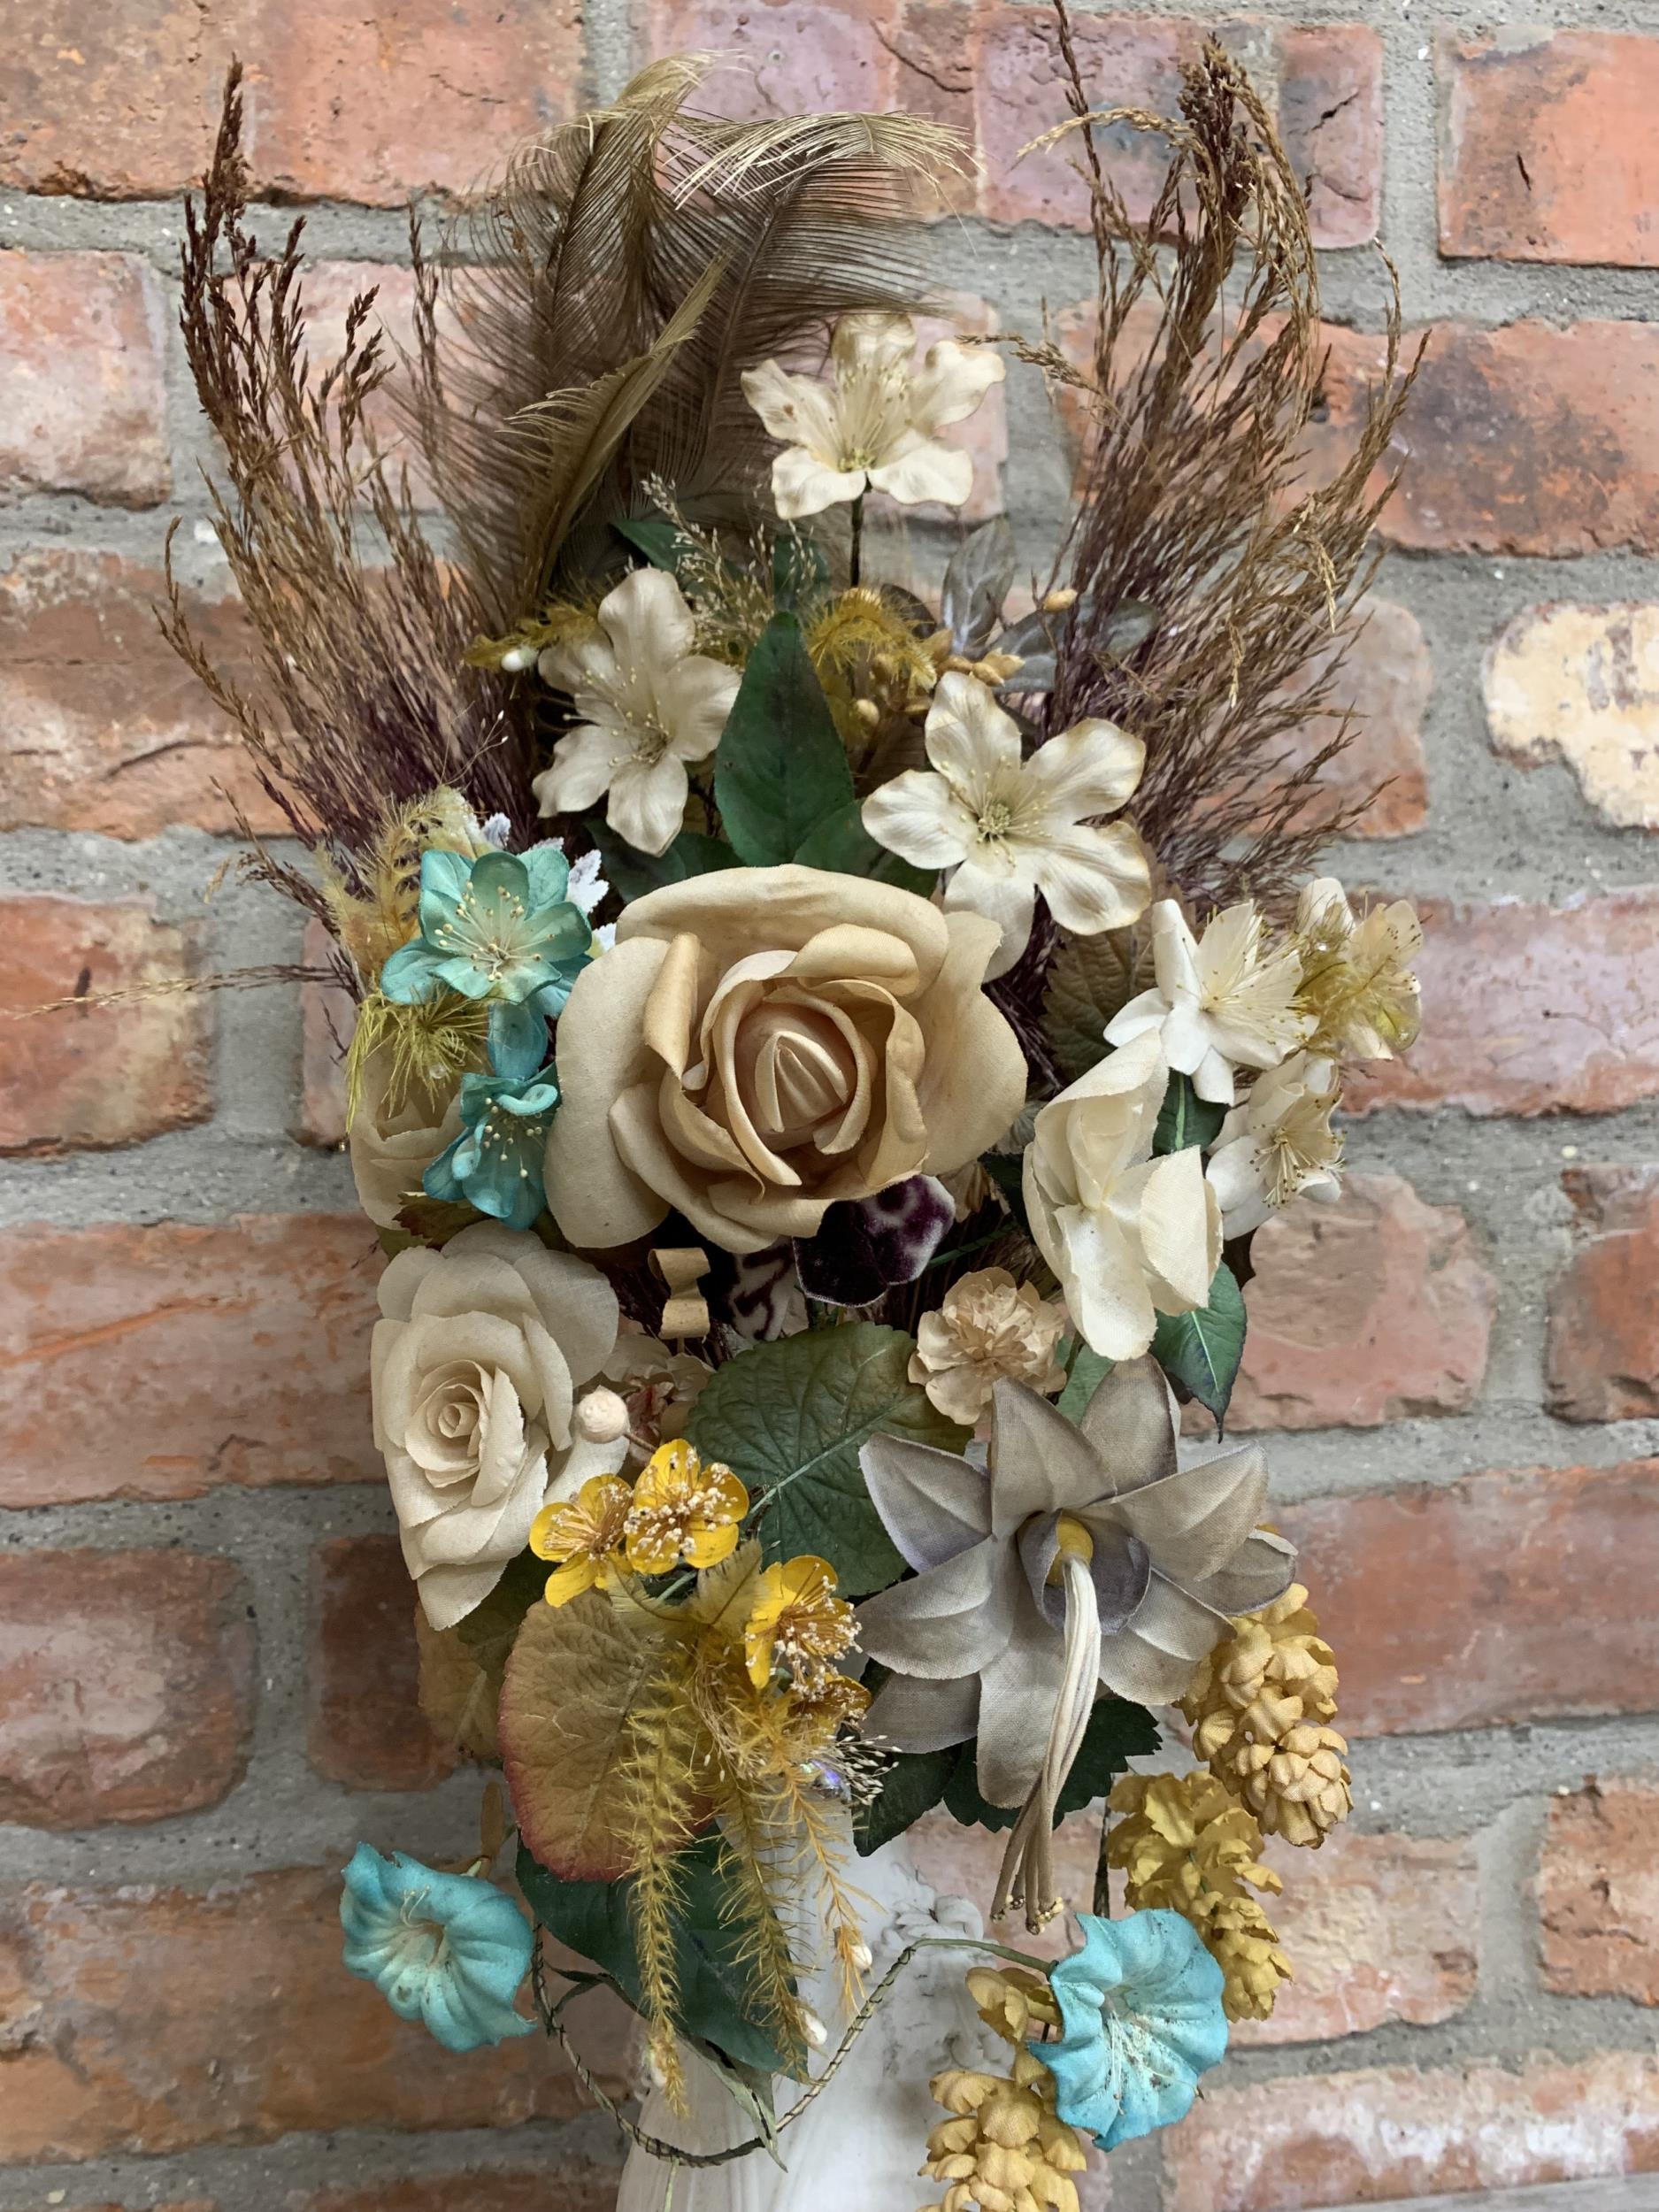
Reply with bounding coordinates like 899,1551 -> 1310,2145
1107,1772 -> 1292,2022
921,2049 -> 1089,2212
1179,1582 -> 1353,1847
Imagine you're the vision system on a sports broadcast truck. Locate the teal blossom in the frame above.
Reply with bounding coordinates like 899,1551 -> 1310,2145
1043,1909 -> 1228,2150
339,1844 -> 534,2054
424,1068 -> 559,1231
380,847 -> 595,1079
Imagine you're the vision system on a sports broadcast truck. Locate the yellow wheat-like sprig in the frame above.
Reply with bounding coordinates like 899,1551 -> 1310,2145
618,1642 -> 708,2112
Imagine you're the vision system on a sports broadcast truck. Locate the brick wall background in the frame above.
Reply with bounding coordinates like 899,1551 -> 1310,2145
3,4 -> 1659,2208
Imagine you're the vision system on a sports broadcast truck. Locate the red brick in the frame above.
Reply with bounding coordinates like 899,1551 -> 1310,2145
962,12 -> 1379,249
0,3 -> 584,204
1440,31 -> 1659,268
1313,319 -> 1659,557
0,1216 -> 382,1508
0,253 -> 168,504
1284,1462 -> 1659,1738
290,2169 -> 621,2212
0,898 -> 212,1154
0,1551 -> 254,1829
911,1816 -> 1477,2042
1165,2051 -> 1659,2212
637,0 -> 900,119
1548,1166 -> 1659,1424
0,550 -> 285,841
0,1870 -> 630,2161
1540,1779 -> 1659,2006
1278,596 -> 1431,839
1227,1174 -> 1493,1433
1353,888 -> 1659,1119
310,1535 -> 454,1792
298,916 -> 351,1149
1485,601 -> 1659,832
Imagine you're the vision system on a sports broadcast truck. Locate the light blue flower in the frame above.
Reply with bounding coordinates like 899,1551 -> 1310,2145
339,1844 -> 535,2054
380,847 -> 594,1076
1044,1909 -> 1228,2150
424,1068 -> 560,1230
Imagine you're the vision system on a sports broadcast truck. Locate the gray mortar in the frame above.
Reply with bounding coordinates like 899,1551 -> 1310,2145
3,1 -> 1659,2206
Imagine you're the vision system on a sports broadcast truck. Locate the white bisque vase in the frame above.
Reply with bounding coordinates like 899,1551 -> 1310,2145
615,1835 -> 1003,2212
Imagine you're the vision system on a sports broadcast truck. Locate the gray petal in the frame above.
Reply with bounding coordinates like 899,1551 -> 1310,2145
1098,1571 -> 1229,1706
856,1537 -> 1018,1680
1020,1511 -> 1149,1634
987,1379 -> 1110,1536
1077,1354 -> 1179,1494
860,1432 -> 992,1573
862,1669 -> 980,1755
972,1580 -> 1066,1808
1190,1527 -> 1297,1616
1113,1440 -> 1271,1585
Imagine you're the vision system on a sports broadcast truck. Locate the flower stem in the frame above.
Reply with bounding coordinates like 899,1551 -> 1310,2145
849,491 -> 865,588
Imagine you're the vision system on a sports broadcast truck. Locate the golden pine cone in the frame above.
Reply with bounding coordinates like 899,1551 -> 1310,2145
1233,1720 -> 1353,1847
922,2050 -> 1086,2212
1199,1889 -> 1294,2022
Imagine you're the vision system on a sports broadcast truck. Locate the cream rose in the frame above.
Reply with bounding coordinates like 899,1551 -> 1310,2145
371,1222 -> 619,1628
542,866 -> 1028,1254
348,1041 -> 467,1230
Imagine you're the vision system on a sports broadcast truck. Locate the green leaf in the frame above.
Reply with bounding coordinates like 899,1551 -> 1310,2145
793,800 -> 932,894
593,826 -> 737,905
1153,1072 -> 1225,1156
1041,930 -> 1153,1084
614,516 -> 687,573
979,1151 -> 1030,1236
683,1325 -> 969,1598
714,612 -> 856,866
942,1697 -> 1160,1833
1151,1261 -> 1247,1425
518,1834 -> 791,2077
1056,1342 -> 1112,1421
854,1745 -> 956,1856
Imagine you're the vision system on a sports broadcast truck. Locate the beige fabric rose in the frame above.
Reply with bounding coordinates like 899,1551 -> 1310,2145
347,1041 -> 466,1230
543,866 -> 1028,1255
371,1222 -> 619,1629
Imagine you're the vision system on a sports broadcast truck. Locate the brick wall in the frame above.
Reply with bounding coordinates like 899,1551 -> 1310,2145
3,4 -> 1658,2209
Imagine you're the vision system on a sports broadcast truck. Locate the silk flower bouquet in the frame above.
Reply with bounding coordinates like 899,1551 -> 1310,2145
153,19 -> 1423,2207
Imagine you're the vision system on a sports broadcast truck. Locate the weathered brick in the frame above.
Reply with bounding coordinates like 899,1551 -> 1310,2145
310,1535 -> 455,1792
0,549 -> 284,841
1279,596 -> 1431,839
0,1551 -> 254,1829
290,2167 -> 623,2212
1228,1174 -> 1491,1432
637,0 -> 900,118
1548,1166 -> 1659,1424
0,1216 -> 382,1508
0,1870 -> 629,2162
1353,889 -> 1659,1119
965,12 -> 1380,248
1313,319 -> 1659,557
1165,2051 -> 1659,2212
911,1815 -> 1477,2042
1440,31 -> 1659,268
0,3 -> 584,204
0,898 -> 212,1154
1284,1462 -> 1659,1738
298,915 -> 351,1149
1485,601 -> 1659,831
0,252 -> 169,505
1540,1779 -> 1659,2007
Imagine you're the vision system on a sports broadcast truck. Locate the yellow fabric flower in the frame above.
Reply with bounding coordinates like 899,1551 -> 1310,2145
922,2047 -> 1088,2212
529,1473 -> 634,1607
621,1439 -> 748,1575
744,1554 -> 857,1690
1107,1771 -> 1292,2023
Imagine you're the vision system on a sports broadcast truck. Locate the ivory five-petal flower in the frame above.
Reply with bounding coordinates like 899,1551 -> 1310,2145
1105,898 -> 1310,1106
533,566 -> 740,858
862,671 -> 1151,979
741,312 -> 1005,519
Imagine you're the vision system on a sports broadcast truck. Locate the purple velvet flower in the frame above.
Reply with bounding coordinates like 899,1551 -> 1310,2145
795,1175 -> 956,1306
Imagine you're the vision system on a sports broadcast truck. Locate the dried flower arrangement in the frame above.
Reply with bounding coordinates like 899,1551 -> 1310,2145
150,12 -> 1424,2201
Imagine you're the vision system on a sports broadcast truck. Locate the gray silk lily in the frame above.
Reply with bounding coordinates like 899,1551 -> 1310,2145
856,1358 -> 1294,1924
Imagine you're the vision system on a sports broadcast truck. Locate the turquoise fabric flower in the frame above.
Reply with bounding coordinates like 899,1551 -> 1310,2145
380,847 -> 594,1079
424,1069 -> 559,1231
1044,1909 -> 1228,2150
340,1844 -> 535,2054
